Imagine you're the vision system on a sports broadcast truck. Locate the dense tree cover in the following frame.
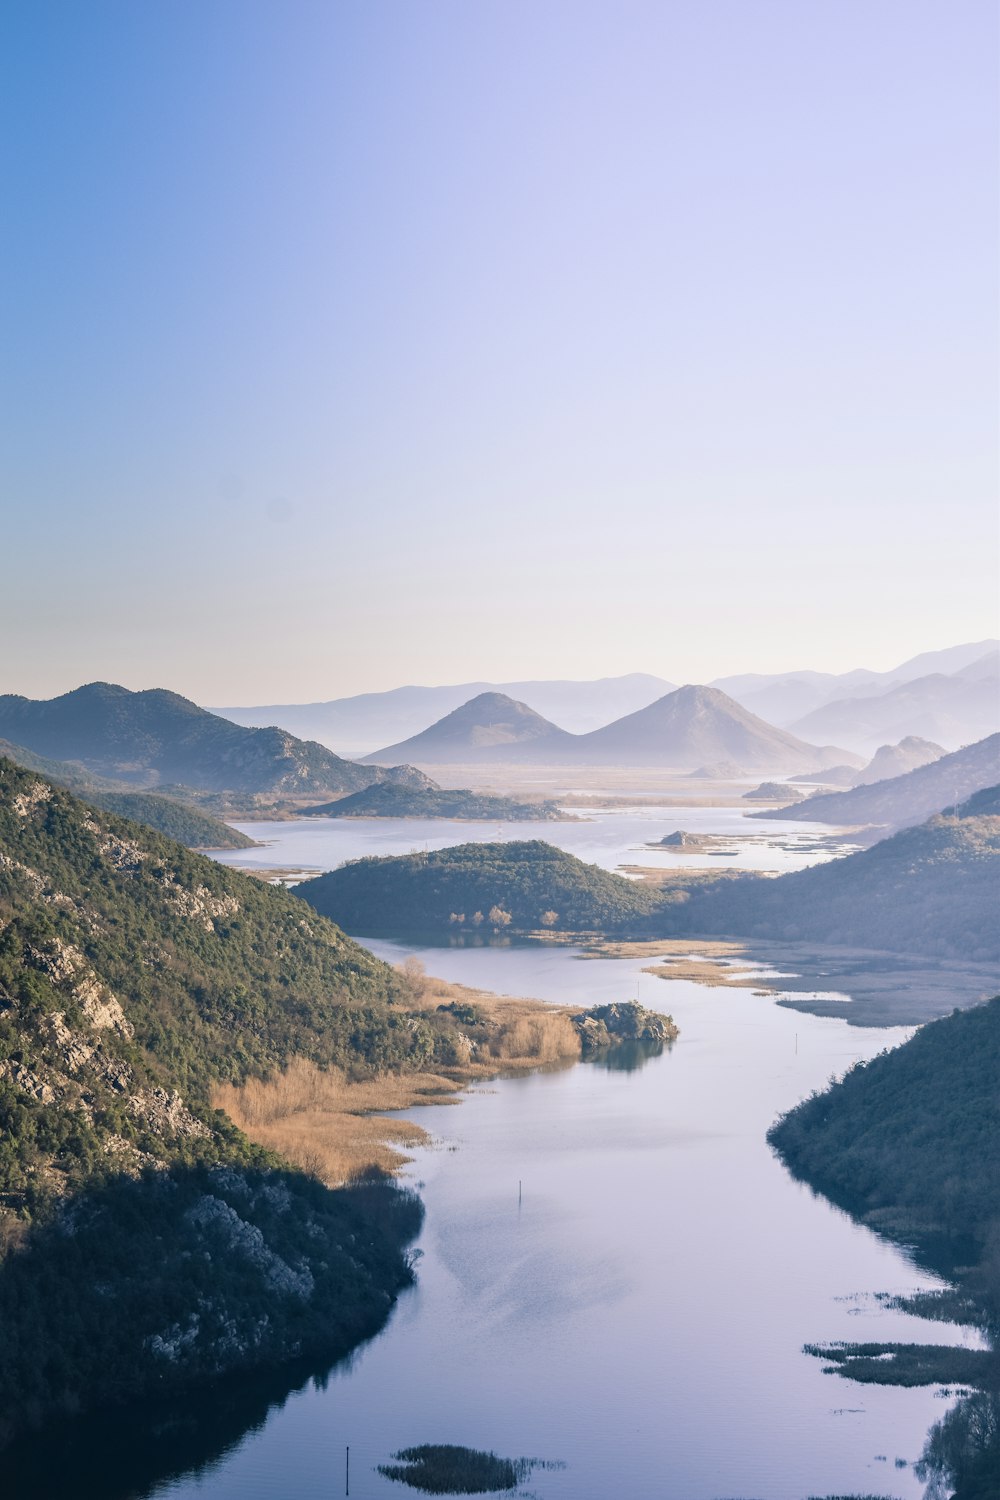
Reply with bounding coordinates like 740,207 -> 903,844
770,998 -> 1000,1498
296,840 -> 664,935
0,758 -> 460,1110
296,813 -> 1000,961
664,813 -> 1000,961
83,791 -> 255,848
299,783 -> 570,821
0,758 -> 441,1438
0,682 -> 431,800
769,997 -> 1000,1298
0,1167 -> 421,1447
0,737 -> 255,848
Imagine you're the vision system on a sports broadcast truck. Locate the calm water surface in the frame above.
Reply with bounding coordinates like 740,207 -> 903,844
217,802 -> 855,878
147,946 -> 974,1500
177,810 -> 976,1499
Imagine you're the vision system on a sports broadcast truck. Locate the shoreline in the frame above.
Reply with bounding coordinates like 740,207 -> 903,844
214,970 -> 668,1183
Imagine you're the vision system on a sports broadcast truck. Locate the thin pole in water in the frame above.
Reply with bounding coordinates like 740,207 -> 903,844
518,1179 -> 522,1205
346,1445 -> 350,1496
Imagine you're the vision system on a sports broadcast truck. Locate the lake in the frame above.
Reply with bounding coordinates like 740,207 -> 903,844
139,943 -> 972,1500
215,801 -> 857,878
14,805 -> 978,1498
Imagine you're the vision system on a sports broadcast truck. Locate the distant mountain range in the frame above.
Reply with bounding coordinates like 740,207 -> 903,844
756,734 -> 1000,833
789,736 -> 947,792
365,691 -> 576,764
715,640 -> 999,733
0,683 -> 430,807
365,685 -> 855,773
850,736 -> 945,786
213,673 -> 674,754
211,642 -> 998,756
785,656 -> 1000,754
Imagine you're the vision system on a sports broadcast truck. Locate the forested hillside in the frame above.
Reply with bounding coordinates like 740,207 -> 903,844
300,783 -> 570,820
297,840 -> 664,935
0,759 -> 432,1440
769,999 -> 1000,1498
0,737 -> 255,848
295,813 -> 1000,963
670,811 -> 1000,961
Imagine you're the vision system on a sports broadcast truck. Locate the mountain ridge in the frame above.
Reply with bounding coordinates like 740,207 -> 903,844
209,644 -> 995,753
365,684 -> 855,772
0,683 -> 430,806
787,662 -> 1000,753
755,734 -> 1000,832
0,756 -> 433,1439
214,673 -> 674,752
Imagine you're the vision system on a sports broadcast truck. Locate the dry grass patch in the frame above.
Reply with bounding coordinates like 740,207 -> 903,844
214,968 -> 585,1185
642,956 -> 771,989
581,938 -> 746,961
213,1057 -> 462,1184
578,936 -> 769,991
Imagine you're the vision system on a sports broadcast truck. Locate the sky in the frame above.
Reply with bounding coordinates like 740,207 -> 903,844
2,0 -> 997,704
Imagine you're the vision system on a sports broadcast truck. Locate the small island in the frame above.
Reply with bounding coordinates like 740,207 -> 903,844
573,1000 -> 677,1050
741,782 -> 806,802
653,828 -> 735,852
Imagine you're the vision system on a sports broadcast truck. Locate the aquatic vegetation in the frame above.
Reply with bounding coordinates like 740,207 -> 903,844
377,1444 -> 561,1494
803,1341 -> 995,1389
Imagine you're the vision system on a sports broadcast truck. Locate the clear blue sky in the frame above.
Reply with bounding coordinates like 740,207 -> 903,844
2,0 -> 997,702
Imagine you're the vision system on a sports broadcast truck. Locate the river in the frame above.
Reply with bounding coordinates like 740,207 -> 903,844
18,805 -> 982,1498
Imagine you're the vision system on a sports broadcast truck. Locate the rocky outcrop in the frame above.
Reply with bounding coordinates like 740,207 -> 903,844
572,1001 -> 678,1052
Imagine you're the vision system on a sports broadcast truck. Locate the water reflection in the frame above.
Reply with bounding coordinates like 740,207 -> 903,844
4,1354 -> 346,1500
916,1389 -> 1000,1497
584,1036 -> 667,1072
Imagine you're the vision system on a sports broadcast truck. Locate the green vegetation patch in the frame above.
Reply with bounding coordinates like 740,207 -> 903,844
296,839 -> 664,937
300,784 -> 570,821
0,1168 -> 421,1445
0,738 -> 256,848
0,759 -> 440,1440
85,791 -> 256,848
663,813 -> 1000,961
769,996 -> 1000,1498
768,995 -> 1000,1306
377,1444 -> 559,1494
804,1341 -> 996,1389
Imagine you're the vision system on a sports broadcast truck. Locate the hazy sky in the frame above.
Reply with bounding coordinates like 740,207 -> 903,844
3,0 -> 997,704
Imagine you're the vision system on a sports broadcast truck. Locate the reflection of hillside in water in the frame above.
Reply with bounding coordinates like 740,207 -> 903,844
917,1390 -> 1000,1496
5,1351 -> 360,1500
585,1037 -> 667,1073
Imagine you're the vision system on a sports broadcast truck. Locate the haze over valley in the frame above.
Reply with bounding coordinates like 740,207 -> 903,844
4,2 -> 998,1496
